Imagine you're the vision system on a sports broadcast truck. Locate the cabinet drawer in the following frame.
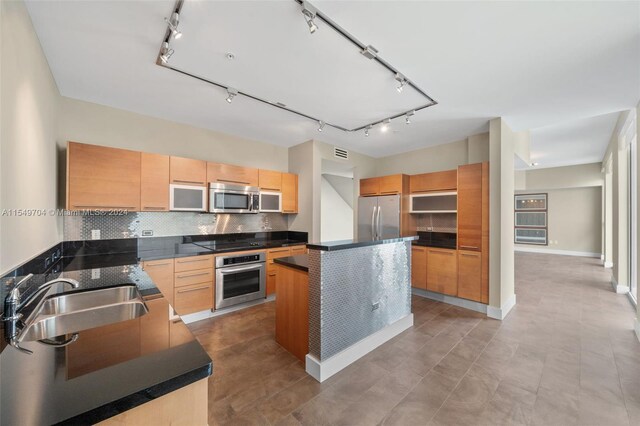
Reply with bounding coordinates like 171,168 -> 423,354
267,247 -> 291,260
290,245 -> 307,255
174,269 -> 214,288
174,255 -> 214,272
142,259 -> 175,305
174,282 -> 213,315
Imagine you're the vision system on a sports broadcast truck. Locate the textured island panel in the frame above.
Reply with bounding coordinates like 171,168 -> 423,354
308,241 -> 411,360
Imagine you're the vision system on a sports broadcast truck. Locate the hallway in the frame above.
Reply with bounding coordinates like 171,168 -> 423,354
189,252 -> 640,425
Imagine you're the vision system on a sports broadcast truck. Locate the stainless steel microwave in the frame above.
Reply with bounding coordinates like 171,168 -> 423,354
209,183 -> 260,214
169,184 -> 207,212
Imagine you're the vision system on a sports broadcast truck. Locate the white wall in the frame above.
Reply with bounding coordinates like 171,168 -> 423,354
320,176 -> 353,242
1,0 -> 61,274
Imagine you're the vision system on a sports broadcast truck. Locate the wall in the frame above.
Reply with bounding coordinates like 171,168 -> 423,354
288,141 -> 316,239
636,101 -> 640,341
374,132 -> 489,176
320,176 -> 353,242
525,163 -> 603,189
0,0 -> 61,274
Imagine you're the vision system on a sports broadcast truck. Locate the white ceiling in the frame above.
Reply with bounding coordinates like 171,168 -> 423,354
25,1 -> 640,160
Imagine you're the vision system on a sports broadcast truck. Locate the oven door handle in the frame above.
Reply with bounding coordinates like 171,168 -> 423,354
218,264 -> 264,274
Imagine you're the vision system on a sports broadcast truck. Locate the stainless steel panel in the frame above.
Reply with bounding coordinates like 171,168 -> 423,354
377,195 -> 400,239
357,197 -> 378,240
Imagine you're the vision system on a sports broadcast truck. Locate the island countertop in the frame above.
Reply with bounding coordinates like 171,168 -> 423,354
274,254 -> 309,272
306,235 -> 418,252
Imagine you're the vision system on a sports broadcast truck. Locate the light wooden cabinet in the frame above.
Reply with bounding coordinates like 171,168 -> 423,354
141,152 -> 170,212
170,319 -> 195,347
67,142 -> 141,211
410,170 -> 457,193
142,259 -> 175,305
457,163 -> 482,251
173,255 -> 214,315
140,297 -> 170,355
207,162 -> 259,187
360,177 -> 380,196
259,169 -> 282,191
174,283 -> 213,315
411,246 -> 427,290
290,245 -> 307,255
170,156 -> 207,186
275,264 -> 309,362
267,247 -> 292,295
458,250 -> 482,302
281,172 -> 298,214
174,255 -> 214,273
427,248 -> 458,296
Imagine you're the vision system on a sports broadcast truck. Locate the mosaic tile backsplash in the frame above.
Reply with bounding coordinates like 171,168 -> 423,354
413,213 -> 457,233
63,212 -> 289,240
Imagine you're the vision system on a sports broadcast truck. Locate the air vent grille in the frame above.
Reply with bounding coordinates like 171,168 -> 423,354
334,147 -> 349,160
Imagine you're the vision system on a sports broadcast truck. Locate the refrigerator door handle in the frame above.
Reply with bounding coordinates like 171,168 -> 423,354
377,205 -> 382,239
371,206 -> 377,240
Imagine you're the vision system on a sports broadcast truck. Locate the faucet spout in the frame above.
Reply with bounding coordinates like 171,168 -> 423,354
17,278 -> 79,312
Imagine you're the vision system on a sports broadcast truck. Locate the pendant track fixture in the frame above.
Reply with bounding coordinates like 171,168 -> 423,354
156,0 -> 438,134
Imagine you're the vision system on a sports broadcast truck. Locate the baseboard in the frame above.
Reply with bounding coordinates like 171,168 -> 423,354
604,261 -> 614,268
514,246 -> 601,258
412,288 -> 487,314
635,318 -> 640,343
305,314 -> 414,382
611,276 -> 630,294
181,295 -> 276,324
487,294 -> 517,320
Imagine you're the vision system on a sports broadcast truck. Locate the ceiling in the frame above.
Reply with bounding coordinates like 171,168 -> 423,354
25,1 -> 640,160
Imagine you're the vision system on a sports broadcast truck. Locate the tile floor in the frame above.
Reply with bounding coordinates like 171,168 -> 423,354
188,253 -> 640,425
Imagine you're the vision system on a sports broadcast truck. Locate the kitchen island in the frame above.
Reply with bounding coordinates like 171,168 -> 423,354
275,235 -> 417,382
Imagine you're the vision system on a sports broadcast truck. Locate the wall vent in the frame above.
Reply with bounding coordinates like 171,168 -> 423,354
334,147 -> 349,160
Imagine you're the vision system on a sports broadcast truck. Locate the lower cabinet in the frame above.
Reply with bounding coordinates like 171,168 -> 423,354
174,283 -> 214,315
140,297 -> 170,355
457,250 -> 482,302
411,246 -> 427,290
267,246 -> 306,296
426,248 -> 458,296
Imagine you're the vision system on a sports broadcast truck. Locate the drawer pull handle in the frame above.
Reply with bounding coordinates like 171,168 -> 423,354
144,262 -> 172,267
143,206 -> 166,210
176,272 -> 210,279
173,180 -> 205,185
429,250 -> 454,255
459,245 -> 479,250
381,191 -> 398,194
217,179 -> 251,185
283,210 -> 296,213
461,253 -> 480,257
261,187 -> 280,191
176,258 -> 210,263
177,285 -> 210,293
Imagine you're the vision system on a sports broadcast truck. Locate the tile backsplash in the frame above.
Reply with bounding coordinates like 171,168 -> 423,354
63,212 -> 289,240
413,213 -> 457,233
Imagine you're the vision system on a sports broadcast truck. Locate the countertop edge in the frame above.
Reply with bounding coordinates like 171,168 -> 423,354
306,236 -> 418,252
274,255 -> 309,272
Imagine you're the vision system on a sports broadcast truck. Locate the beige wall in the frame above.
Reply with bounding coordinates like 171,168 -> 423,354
525,163 -> 603,189
636,102 -> 640,337
0,0 -> 61,274
374,132 -> 489,176
288,141 -> 316,239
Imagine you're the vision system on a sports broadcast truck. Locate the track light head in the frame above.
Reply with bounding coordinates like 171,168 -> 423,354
226,87 -> 238,103
364,126 -> 371,137
405,110 -> 415,125
165,12 -> 182,40
317,121 -> 325,132
395,73 -> 407,93
301,1 -> 318,34
159,41 -> 174,64
381,119 -> 391,133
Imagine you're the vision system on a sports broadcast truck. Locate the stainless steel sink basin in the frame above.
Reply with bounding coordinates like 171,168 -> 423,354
19,285 -> 148,342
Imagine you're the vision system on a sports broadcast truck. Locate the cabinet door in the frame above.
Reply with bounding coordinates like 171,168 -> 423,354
426,248 -> 458,296
266,247 -> 292,295
411,246 -> 427,289
290,245 -> 307,255
170,156 -> 207,186
174,282 -> 213,315
67,142 -> 141,211
142,259 -> 175,305
458,250 -> 482,302
141,152 -> 170,211
174,254 -> 214,273
457,163 -> 482,251
410,170 -> 457,193
282,173 -> 298,214
259,169 -> 282,191
207,162 -> 259,186
360,177 -> 380,196
140,297 -> 170,355
379,175 -> 403,195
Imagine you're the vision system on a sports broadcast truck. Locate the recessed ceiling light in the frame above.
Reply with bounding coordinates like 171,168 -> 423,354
226,87 -> 238,103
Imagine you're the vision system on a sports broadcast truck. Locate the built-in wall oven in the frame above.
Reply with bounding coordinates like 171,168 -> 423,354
209,183 -> 260,214
215,252 -> 266,309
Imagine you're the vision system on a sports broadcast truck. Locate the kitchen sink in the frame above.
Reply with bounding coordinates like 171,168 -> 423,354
18,285 -> 148,342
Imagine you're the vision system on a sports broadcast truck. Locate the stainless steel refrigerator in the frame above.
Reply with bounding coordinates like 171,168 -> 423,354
358,194 -> 401,240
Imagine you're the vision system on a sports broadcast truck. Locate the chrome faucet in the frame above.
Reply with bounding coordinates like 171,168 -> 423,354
3,274 -> 79,353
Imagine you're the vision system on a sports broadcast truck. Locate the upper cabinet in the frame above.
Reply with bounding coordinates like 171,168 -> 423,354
360,174 -> 407,196
281,173 -> 298,214
410,170 -> 457,193
141,153 -> 170,211
259,169 -> 282,191
67,142 -> 141,211
170,156 -> 206,186
207,162 -> 259,187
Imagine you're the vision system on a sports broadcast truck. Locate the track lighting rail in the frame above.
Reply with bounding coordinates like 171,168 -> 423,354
156,0 -> 438,134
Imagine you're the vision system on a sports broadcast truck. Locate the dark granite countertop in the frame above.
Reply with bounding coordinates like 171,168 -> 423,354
412,231 -> 457,250
274,255 -> 309,272
307,236 -> 418,252
0,255 -> 212,425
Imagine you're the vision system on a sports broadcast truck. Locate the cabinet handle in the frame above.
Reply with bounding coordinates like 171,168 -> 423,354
143,206 -> 166,211
217,178 -> 251,185
72,205 -> 136,209
261,187 -> 280,191
144,262 -> 172,267
429,249 -> 454,255
270,249 -> 289,253
177,285 -> 210,293
176,272 -> 210,279
173,179 -> 205,185
381,190 -> 398,194
176,258 -> 210,263
283,210 -> 296,213
459,245 -> 479,250
461,253 -> 480,257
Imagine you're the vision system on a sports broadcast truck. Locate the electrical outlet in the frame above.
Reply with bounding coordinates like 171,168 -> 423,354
142,230 -> 153,237
52,248 -> 61,261
91,269 -> 100,279
44,256 -> 52,269
372,302 -> 380,311
91,229 -> 101,240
